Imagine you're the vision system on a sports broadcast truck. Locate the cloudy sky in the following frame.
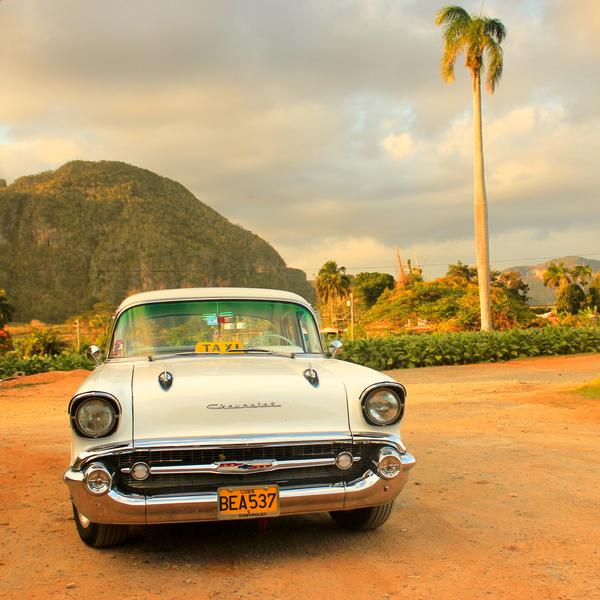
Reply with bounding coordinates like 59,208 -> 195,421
1,0 -> 599,278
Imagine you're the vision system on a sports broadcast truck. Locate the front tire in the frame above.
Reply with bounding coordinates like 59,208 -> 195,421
330,501 -> 394,531
72,504 -> 129,548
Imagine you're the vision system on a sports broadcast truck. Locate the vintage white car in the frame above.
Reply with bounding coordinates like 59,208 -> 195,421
64,288 -> 415,547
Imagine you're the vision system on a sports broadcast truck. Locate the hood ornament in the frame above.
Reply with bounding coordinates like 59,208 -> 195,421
158,371 -> 174,391
303,366 -> 319,387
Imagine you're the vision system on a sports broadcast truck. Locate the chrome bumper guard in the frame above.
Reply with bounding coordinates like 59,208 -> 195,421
64,452 -> 416,525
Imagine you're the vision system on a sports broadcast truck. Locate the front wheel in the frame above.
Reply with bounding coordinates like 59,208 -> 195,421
330,502 -> 394,531
72,504 -> 129,548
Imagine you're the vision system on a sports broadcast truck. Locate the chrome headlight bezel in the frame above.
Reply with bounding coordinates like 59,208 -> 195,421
68,392 -> 121,439
360,383 -> 406,426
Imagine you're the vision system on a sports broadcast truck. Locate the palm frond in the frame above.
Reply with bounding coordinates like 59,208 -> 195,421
440,40 -> 462,82
437,10 -> 470,83
443,18 -> 468,46
435,5 -> 470,26
485,17 -> 507,44
484,37 -> 503,93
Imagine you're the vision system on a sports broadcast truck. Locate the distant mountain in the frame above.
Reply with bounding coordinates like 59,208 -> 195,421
503,256 -> 600,306
0,160 -> 314,321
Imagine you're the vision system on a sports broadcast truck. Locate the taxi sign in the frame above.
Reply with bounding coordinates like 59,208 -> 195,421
195,341 -> 242,353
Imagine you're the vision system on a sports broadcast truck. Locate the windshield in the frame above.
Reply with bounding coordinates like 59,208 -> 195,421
109,299 -> 322,358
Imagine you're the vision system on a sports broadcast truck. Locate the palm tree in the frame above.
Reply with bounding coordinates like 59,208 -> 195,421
315,261 -> 351,325
542,262 -> 572,290
0,289 -> 14,328
571,265 -> 593,287
436,6 -> 506,332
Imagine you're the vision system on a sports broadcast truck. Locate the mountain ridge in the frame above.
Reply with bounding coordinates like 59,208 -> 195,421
0,160 -> 314,321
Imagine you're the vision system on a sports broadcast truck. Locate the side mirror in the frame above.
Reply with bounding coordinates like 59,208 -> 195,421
328,339 -> 343,359
87,345 -> 102,366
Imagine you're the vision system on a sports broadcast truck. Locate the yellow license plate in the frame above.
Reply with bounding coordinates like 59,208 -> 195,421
217,485 -> 279,519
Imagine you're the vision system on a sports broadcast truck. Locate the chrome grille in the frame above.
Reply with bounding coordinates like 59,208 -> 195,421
104,442 -> 378,495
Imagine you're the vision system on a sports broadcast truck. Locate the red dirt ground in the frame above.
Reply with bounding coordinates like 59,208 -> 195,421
1,354 -> 599,599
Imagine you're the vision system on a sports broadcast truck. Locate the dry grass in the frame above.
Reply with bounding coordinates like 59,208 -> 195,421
575,376 -> 600,399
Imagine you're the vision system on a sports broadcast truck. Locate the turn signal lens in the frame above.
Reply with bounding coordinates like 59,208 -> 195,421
335,452 -> 354,470
131,462 -> 150,481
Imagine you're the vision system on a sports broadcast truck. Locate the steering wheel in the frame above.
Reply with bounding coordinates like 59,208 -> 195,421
249,333 -> 296,347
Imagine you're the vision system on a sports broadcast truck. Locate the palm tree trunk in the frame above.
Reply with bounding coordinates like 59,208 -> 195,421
472,71 -> 492,331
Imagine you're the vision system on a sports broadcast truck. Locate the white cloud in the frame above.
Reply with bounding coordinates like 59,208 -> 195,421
0,0 -> 598,280
382,132 -> 416,159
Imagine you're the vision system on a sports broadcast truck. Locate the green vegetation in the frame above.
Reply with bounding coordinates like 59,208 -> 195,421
342,327 -> 600,371
363,264 -> 533,333
543,262 -> 600,315
13,326 -> 63,358
556,283 -> 585,315
315,261 -> 351,325
0,160 -> 314,322
542,261 -> 572,289
0,289 -> 13,327
574,377 -> 600,399
0,319 -> 94,379
436,6 -> 506,331
0,352 -> 93,380
352,272 -> 395,308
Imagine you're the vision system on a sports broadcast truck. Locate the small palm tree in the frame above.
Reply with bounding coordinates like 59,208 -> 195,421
543,262 -> 572,290
571,265 -> 593,287
0,289 -> 14,328
315,261 -> 351,325
436,6 -> 507,332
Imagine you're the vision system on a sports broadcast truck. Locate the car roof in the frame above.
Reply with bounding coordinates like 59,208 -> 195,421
116,287 -> 313,314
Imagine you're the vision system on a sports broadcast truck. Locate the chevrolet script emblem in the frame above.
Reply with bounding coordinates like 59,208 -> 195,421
158,371 -> 173,391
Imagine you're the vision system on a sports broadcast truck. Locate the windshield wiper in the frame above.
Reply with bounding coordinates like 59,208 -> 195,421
147,351 -> 206,361
146,348 -> 296,361
226,348 -> 296,359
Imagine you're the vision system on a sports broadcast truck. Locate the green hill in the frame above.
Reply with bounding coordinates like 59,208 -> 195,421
503,256 -> 600,306
0,160 -> 314,322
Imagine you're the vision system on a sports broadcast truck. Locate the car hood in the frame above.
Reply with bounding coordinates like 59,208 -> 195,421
131,356 -> 351,443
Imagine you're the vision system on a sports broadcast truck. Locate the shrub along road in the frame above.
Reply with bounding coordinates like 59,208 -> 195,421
1,355 -> 599,599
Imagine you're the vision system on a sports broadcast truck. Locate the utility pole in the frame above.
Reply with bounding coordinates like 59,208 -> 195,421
347,293 -> 354,340
75,318 -> 80,351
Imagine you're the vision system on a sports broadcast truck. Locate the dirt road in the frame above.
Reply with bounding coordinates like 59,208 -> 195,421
1,355 -> 599,599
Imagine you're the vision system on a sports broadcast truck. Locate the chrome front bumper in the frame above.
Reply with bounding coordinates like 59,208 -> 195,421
64,452 -> 416,525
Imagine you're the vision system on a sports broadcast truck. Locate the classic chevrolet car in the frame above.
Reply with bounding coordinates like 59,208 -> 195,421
64,288 -> 415,547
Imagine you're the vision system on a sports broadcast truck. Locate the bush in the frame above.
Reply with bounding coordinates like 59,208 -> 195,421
0,352 -> 93,379
341,326 -> 600,371
364,276 -> 533,333
0,327 -> 12,353
587,276 -> 600,311
556,284 -> 585,315
14,326 -> 64,358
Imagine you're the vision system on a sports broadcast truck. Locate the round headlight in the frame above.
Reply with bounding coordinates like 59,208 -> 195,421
74,397 -> 116,438
362,386 -> 404,426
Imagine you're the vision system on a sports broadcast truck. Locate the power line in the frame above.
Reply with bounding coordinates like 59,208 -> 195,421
297,252 -> 600,272
3,252 -> 599,276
